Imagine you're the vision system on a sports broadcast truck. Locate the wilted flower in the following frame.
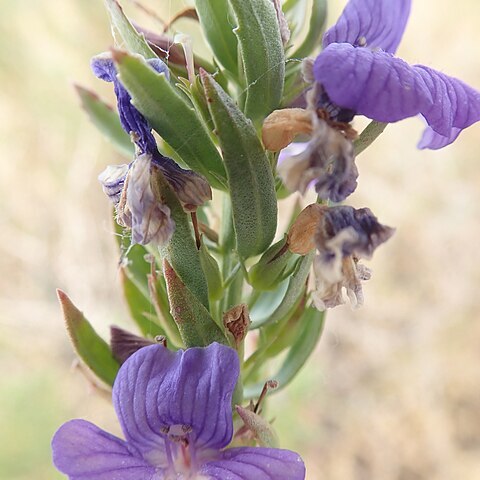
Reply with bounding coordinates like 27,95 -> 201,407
277,112 -> 357,202
289,204 -> 394,310
91,53 -> 211,237
267,74 -> 358,202
52,343 -> 306,479
315,0 -> 480,149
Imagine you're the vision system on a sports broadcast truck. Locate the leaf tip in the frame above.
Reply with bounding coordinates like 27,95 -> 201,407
111,47 -> 128,65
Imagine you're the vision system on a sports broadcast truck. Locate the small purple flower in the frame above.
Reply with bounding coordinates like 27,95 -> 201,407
52,343 -> 306,479
314,0 -> 480,149
92,53 -> 211,227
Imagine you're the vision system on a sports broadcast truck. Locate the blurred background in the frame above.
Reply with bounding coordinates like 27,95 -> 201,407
1,0 -> 480,478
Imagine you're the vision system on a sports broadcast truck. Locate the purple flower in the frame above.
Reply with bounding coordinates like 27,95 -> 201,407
314,0 -> 480,149
52,343 -> 306,479
91,53 -> 211,225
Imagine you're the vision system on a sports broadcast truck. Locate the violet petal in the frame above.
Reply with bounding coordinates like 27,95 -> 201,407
113,343 -> 239,459
90,54 -> 168,154
52,419 -> 157,480
314,43 -> 480,149
200,447 -> 306,480
323,0 -> 411,53
98,163 -> 129,204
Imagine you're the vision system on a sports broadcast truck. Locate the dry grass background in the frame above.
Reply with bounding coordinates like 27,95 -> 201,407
1,0 -> 480,478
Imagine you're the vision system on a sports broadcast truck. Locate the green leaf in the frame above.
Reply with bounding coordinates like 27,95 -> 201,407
112,223 -> 182,346
201,71 -> 277,258
249,279 -> 289,327
229,0 -> 285,122
354,121 -> 388,156
199,243 -> 223,302
113,50 -> 227,190
163,260 -> 228,347
152,167 -> 210,308
119,267 -> 165,337
244,306 -> 325,398
104,0 -> 156,58
250,251 -> 313,328
57,290 -> 119,386
75,85 -> 133,158
290,0 -> 327,58
195,0 -> 239,75
147,273 -> 183,347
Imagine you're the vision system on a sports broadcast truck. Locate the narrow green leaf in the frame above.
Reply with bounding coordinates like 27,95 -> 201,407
57,289 -> 119,386
164,260 -> 228,347
152,167 -> 210,308
249,279 -> 289,327
199,243 -> 223,302
201,71 -> 277,258
251,252 -> 313,328
104,0 -> 156,58
119,267 -> 165,337
354,121 -> 388,156
75,85 -> 133,157
244,307 -> 325,398
113,50 -> 227,190
147,273 -> 183,347
229,0 -> 285,122
195,0 -> 239,75
290,0 -> 327,58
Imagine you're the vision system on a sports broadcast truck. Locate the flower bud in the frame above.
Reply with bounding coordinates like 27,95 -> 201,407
248,237 -> 298,290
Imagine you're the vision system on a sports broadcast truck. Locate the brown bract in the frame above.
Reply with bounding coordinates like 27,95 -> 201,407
223,304 -> 251,348
262,108 -> 313,151
287,204 -> 327,255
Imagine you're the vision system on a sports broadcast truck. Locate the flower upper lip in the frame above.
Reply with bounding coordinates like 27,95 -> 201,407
314,0 -> 480,149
